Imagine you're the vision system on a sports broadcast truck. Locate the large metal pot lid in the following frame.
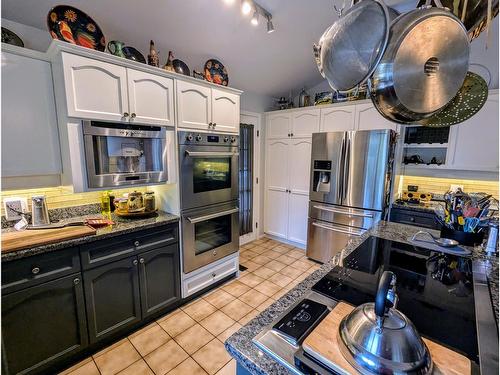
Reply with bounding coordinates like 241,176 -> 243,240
319,0 -> 391,92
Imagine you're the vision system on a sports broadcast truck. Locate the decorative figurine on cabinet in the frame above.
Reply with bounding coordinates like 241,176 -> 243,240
147,40 -> 159,67
163,51 -> 175,72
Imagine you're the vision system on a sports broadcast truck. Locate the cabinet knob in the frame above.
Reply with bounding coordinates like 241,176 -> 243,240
131,113 -> 136,119
139,258 -> 145,264
208,122 -> 213,128
211,272 -> 217,278
410,217 -> 415,222
291,133 -> 294,137
212,250 -> 217,256
133,259 -> 138,266
73,278 -> 80,285
288,133 -> 290,137
32,267 -> 40,275
213,123 -> 216,127
123,112 -> 130,117
134,241 -> 140,247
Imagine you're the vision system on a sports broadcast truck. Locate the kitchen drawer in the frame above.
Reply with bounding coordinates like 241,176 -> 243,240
182,254 -> 238,297
80,223 -> 178,269
309,202 -> 380,230
389,208 -> 440,230
2,247 -> 81,294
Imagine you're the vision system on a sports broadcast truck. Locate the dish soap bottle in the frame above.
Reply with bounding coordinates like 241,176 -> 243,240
101,191 -> 111,218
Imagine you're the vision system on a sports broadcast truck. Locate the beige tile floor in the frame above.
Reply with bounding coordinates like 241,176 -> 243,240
60,237 -> 320,375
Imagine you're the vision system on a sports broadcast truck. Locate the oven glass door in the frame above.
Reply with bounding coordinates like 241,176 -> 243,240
182,203 -> 239,273
180,145 -> 239,209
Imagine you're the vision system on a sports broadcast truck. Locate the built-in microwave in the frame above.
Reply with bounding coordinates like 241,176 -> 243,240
83,120 -> 172,189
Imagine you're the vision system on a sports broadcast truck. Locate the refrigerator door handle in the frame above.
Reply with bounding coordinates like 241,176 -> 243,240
337,133 -> 346,202
342,134 -> 351,201
311,221 -> 364,236
312,205 -> 374,218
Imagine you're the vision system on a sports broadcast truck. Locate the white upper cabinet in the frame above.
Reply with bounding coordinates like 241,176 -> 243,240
62,53 -> 129,121
355,102 -> 397,131
320,105 -> 356,132
266,140 -> 289,190
212,88 -> 240,133
127,69 -> 174,126
267,113 -> 291,139
292,109 -> 320,138
177,80 -> 212,130
2,52 -> 61,179
447,92 -> 499,172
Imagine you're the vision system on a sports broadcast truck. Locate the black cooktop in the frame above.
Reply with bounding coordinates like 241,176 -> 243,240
312,236 -> 478,363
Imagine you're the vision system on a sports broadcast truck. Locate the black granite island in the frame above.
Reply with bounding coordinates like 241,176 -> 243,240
225,221 -> 499,375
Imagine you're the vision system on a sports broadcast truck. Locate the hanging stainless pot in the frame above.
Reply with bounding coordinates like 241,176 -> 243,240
370,1 -> 470,123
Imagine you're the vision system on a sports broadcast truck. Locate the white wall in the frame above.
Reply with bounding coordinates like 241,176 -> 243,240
240,91 -> 274,113
1,19 -> 51,51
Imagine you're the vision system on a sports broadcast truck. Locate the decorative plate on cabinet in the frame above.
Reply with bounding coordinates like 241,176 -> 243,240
47,5 -> 105,51
122,46 -> 146,64
173,59 -> 190,76
204,59 -> 228,86
1,27 -> 24,47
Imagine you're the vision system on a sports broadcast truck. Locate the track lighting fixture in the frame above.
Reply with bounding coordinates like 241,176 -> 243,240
251,11 -> 259,25
266,15 -> 274,33
230,0 -> 274,32
241,0 -> 252,15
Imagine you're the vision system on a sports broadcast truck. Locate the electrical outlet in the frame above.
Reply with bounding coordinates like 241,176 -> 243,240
4,197 -> 28,221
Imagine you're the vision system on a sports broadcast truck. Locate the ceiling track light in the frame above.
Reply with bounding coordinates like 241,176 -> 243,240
240,0 -> 274,32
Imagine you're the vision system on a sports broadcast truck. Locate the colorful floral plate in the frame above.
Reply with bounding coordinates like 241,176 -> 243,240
47,5 -> 105,51
204,59 -> 228,86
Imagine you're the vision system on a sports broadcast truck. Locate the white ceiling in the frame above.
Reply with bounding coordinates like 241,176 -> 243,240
1,0 -> 418,97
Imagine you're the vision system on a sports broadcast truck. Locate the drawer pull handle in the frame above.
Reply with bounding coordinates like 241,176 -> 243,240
73,278 -> 80,285
211,272 -> 217,278
133,260 -> 138,266
139,258 -> 145,264
134,241 -> 140,247
213,250 -> 217,256
32,267 -> 40,275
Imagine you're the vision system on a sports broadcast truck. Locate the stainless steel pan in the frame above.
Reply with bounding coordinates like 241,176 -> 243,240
370,2 -> 470,123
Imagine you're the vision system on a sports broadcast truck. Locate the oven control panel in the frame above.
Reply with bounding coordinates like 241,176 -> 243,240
179,131 -> 239,146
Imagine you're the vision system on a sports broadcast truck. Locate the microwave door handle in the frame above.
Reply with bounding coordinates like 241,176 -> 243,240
185,151 -> 239,158
187,208 -> 239,224
312,205 -> 374,218
312,221 -> 364,236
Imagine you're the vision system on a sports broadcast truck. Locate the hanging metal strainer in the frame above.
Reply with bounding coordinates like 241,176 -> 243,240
417,71 -> 489,127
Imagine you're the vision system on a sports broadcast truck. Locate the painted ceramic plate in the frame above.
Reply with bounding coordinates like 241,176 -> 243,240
173,59 -> 190,76
47,5 -> 105,51
1,27 -> 24,47
204,59 -> 228,86
123,46 -> 146,64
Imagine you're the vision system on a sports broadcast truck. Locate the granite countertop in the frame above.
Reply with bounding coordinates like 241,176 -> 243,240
225,221 -> 499,375
1,210 -> 180,262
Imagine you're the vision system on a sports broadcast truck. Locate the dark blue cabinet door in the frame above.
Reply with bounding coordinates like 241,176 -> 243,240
2,273 -> 88,375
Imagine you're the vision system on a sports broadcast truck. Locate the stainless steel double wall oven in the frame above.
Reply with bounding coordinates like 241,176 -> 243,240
178,131 -> 239,273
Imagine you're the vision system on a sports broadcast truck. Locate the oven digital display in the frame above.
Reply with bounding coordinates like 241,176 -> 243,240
207,136 -> 219,143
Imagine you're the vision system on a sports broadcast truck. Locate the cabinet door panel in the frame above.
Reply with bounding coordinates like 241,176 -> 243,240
127,69 -> 174,126
2,274 -> 87,375
62,53 -> 128,121
288,193 -> 309,245
176,81 -> 212,130
265,189 -> 289,239
448,93 -> 499,172
355,102 -> 397,131
139,245 -> 180,318
1,52 -> 61,178
83,257 -> 141,343
289,139 -> 312,194
212,88 -> 240,133
320,106 -> 355,132
292,109 -> 320,137
266,140 -> 289,190
267,114 -> 291,139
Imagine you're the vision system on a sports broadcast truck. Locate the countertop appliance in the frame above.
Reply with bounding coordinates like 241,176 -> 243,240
31,195 -> 50,227
307,130 -> 395,263
83,120 -> 170,188
178,131 -> 240,286
253,236 -> 496,374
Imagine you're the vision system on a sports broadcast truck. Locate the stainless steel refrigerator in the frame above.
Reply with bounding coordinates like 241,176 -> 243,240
306,130 -> 395,263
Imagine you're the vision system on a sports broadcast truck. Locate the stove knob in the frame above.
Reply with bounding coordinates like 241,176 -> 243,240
186,134 -> 193,141
223,136 -> 229,143
230,137 -> 236,143
196,134 -> 203,142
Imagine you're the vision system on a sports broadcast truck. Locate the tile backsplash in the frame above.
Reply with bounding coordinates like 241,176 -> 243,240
400,176 -> 499,199
0,186 -> 149,216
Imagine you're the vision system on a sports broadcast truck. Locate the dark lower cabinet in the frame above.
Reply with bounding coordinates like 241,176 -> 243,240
2,274 -> 88,375
139,244 -> 180,318
84,257 -> 141,343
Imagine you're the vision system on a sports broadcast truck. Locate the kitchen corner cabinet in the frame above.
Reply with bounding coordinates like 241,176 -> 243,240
62,53 -> 174,125
1,51 -> 62,178
177,81 -> 240,133
355,102 -> 397,131
2,274 -> 88,375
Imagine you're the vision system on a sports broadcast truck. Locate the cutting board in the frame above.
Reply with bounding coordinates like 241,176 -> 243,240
302,302 -> 471,375
1,225 -> 96,253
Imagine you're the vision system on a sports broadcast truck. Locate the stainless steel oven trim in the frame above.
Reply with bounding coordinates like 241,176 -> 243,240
181,201 -> 239,274
311,221 -> 365,237
312,205 -> 374,218
187,208 -> 239,224
185,151 -> 239,158
83,121 -> 166,138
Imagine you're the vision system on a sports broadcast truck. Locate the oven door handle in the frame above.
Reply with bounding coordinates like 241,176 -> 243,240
312,221 -> 364,236
185,151 -> 239,158
312,205 -> 374,218
187,208 -> 239,224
